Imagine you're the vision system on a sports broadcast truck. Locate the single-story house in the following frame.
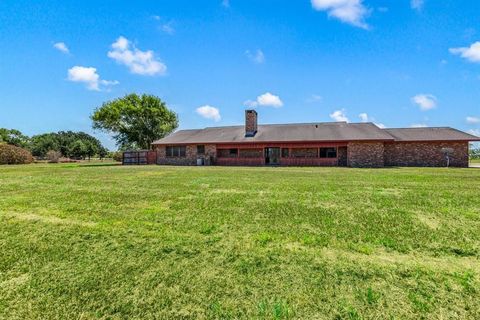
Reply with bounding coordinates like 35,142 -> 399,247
151,110 -> 480,167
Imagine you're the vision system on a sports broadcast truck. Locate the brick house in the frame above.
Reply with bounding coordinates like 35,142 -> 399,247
151,110 -> 479,167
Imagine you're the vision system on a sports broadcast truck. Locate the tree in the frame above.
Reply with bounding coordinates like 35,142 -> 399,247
91,94 -> 178,150
68,140 -> 87,159
30,133 -> 59,158
84,141 -> 98,160
0,128 -> 30,148
98,146 -> 108,160
29,131 -> 105,159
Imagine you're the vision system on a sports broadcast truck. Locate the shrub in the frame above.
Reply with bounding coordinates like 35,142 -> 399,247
0,143 -> 34,165
46,150 -> 62,163
111,152 -> 123,162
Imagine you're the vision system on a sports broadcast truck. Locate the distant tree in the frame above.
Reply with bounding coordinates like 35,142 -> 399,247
68,140 -> 87,159
84,141 -> 98,160
98,146 -> 108,160
470,144 -> 480,160
30,133 -> 59,158
29,131 -> 104,159
0,128 -> 30,148
91,93 -> 178,150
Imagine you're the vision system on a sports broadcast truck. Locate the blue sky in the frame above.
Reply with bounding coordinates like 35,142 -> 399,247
1,0 -> 480,149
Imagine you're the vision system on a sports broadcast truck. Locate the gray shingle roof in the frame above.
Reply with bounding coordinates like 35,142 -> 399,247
153,122 -> 395,144
152,122 -> 480,145
384,127 -> 480,142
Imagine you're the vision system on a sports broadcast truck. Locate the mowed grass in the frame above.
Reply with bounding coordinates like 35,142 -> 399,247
0,164 -> 479,319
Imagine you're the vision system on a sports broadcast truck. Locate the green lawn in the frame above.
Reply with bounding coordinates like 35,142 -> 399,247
471,159 -> 480,164
1,164 -> 479,319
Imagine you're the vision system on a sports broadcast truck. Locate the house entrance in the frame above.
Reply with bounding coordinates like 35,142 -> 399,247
265,147 -> 280,165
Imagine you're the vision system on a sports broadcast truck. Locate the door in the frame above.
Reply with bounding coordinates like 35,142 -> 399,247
265,147 -> 280,165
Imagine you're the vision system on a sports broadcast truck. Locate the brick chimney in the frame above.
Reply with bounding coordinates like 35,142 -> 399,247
245,110 -> 258,137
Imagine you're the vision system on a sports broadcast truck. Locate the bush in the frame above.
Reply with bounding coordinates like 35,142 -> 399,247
46,150 -> 62,163
111,152 -> 123,162
0,143 -> 34,165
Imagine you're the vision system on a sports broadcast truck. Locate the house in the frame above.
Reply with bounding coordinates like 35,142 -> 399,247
151,110 -> 480,167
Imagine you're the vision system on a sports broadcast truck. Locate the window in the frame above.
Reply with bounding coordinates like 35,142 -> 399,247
291,148 -> 318,158
281,148 -> 289,158
319,147 -> 337,158
197,145 -> 205,155
229,148 -> 238,157
239,149 -> 262,158
217,149 -> 238,158
166,146 -> 186,157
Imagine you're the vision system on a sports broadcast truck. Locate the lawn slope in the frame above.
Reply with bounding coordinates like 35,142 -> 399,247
0,164 -> 479,319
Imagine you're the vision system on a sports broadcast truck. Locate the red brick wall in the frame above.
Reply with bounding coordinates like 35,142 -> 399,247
384,141 -> 469,167
347,142 -> 385,167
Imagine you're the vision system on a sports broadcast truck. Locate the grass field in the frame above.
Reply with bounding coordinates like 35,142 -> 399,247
1,164 -> 479,319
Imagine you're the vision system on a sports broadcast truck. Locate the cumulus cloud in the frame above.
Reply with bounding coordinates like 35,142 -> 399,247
53,42 -> 69,54
410,123 -> 428,128
196,105 -> 221,122
411,0 -> 424,11
466,116 -> 480,124
311,0 -> 369,29
329,109 -> 349,122
358,112 -> 369,122
450,42 -> 480,63
245,49 -> 265,64
411,94 -> 437,111
358,112 -> 385,128
67,66 -> 118,91
244,92 -> 283,108
108,36 -> 167,76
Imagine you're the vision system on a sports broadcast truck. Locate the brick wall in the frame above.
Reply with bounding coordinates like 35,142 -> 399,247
337,146 -> 347,166
154,144 -> 216,165
347,142 -> 384,167
384,141 -> 469,167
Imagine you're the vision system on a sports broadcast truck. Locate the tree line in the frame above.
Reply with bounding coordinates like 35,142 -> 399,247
0,129 -> 108,159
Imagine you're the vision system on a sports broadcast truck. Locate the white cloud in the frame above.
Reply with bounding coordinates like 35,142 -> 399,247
466,116 -> 480,124
53,42 -> 69,54
411,123 -> 428,128
108,36 -> 167,76
196,105 -> 221,122
245,49 -> 265,64
161,22 -> 175,35
469,129 -> 480,137
311,0 -> 369,29
358,112 -> 369,122
67,66 -> 118,91
411,0 -> 424,11
306,94 -> 323,103
222,0 -> 230,8
329,109 -> 349,122
411,94 -> 437,111
244,92 -> 283,108
358,112 -> 385,128
449,42 -> 480,63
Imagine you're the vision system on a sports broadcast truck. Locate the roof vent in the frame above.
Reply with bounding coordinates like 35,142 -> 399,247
245,110 -> 258,137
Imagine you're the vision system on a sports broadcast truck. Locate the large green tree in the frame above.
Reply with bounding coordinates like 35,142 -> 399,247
0,128 -> 30,148
91,94 -> 178,150
29,131 -> 104,158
